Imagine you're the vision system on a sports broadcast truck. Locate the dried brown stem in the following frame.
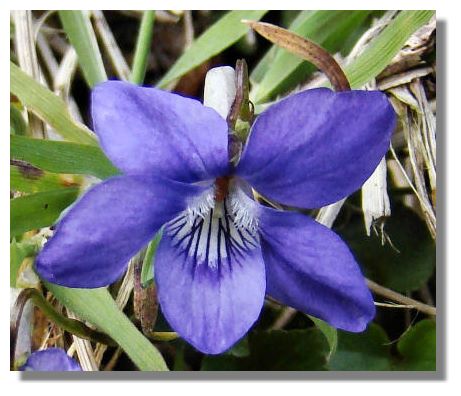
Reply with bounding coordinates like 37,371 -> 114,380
242,20 -> 350,92
366,279 -> 436,316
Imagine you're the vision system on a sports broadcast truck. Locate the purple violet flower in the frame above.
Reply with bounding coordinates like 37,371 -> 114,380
35,67 -> 396,354
20,348 -> 82,371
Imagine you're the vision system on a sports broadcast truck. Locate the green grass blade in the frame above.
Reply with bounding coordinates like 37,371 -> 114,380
131,10 -> 155,84
251,10 -> 371,103
10,104 -> 28,135
10,62 -> 97,145
11,165 -> 82,193
11,135 -> 119,180
59,11 -> 107,87
157,10 -> 268,88
345,10 -> 435,88
11,188 -> 80,237
46,284 -> 168,371
141,230 -> 163,286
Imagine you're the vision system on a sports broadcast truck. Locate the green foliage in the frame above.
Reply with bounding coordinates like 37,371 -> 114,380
10,188 -> 80,237
11,135 -> 119,180
308,315 -> 338,358
394,319 -> 436,371
340,204 -> 435,293
10,239 -> 40,287
131,11 -> 155,84
59,11 -> 107,87
45,283 -> 169,371
10,165 -> 82,193
157,10 -> 268,88
345,10 -> 434,88
10,62 -> 97,145
328,323 -> 392,370
10,104 -> 27,135
202,329 -> 330,370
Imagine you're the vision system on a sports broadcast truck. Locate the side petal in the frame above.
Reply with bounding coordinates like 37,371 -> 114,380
237,88 -> 396,208
155,202 -> 266,354
92,80 -> 229,182
259,207 -> 375,332
21,348 -> 81,371
35,175 -> 209,288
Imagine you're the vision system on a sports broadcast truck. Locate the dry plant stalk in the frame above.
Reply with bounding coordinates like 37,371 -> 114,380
91,10 -> 131,80
12,10 -> 46,138
67,310 -> 99,371
243,19 -> 351,91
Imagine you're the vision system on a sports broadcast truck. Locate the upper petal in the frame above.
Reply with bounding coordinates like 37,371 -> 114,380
155,196 -> 266,354
237,88 -> 396,208
21,348 -> 81,371
259,207 -> 375,332
35,175 -> 209,288
92,80 -> 229,182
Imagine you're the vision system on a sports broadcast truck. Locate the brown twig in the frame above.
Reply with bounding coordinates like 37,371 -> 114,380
366,279 -> 436,316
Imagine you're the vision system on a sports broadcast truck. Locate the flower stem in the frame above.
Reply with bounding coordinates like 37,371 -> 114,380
130,10 -> 155,84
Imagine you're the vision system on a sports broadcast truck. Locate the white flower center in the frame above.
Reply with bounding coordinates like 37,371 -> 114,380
166,182 -> 259,269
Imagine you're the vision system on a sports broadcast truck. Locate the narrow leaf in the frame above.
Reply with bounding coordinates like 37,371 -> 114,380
131,10 -> 155,84
141,231 -> 163,286
157,10 -> 267,88
11,135 -> 119,180
345,10 -> 435,89
10,188 -> 80,237
10,62 -> 97,145
11,164 -> 82,193
59,11 -> 107,87
46,283 -> 169,371
10,104 -> 28,135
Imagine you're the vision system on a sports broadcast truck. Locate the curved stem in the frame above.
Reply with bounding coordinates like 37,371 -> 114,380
11,288 -> 116,362
242,20 -> 351,92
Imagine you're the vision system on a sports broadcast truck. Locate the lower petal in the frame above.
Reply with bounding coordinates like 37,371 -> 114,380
35,175 -> 208,288
259,207 -> 375,332
155,199 -> 266,354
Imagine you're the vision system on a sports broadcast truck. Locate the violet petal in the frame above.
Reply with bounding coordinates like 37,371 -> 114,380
21,348 -> 81,372
237,88 -> 396,208
92,81 -> 229,183
259,206 -> 375,332
155,208 -> 266,354
35,175 -> 210,288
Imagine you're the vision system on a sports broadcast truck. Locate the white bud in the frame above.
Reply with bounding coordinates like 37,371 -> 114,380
203,66 -> 236,119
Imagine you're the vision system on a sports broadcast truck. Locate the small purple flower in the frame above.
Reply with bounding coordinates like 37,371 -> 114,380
20,348 -> 82,371
36,68 -> 395,354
